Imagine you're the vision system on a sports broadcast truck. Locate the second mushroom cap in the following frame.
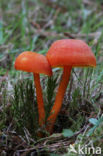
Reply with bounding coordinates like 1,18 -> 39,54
47,39 -> 96,67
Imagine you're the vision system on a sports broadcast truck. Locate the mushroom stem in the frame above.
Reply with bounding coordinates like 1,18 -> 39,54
46,66 -> 72,133
33,73 -> 45,126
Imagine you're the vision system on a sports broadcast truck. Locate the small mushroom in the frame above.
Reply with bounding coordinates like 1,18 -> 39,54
46,39 -> 96,134
15,51 -> 52,127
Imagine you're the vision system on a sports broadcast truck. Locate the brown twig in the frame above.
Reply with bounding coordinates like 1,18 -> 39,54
34,30 -> 101,40
15,125 -> 88,154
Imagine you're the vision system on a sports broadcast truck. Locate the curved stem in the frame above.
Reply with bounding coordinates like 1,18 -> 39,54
33,73 -> 45,126
46,66 -> 72,134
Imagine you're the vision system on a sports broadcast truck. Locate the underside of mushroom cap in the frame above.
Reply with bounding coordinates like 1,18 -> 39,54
15,51 -> 52,76
46,39 -> 96,68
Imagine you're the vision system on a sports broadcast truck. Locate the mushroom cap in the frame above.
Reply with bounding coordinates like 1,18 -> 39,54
46,39 -> 96,68
15,51 -> 52,76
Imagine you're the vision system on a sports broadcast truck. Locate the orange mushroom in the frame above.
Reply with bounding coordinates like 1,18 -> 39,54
46,39 -> 96,134
15,51 -> 52,127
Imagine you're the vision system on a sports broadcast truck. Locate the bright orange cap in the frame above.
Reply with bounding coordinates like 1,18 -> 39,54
15,51 -> 52,76
46,39 -> 96,68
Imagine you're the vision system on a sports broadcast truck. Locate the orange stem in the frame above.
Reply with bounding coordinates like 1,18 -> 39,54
33,73 -> 45,127
46,66 -> 72,134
